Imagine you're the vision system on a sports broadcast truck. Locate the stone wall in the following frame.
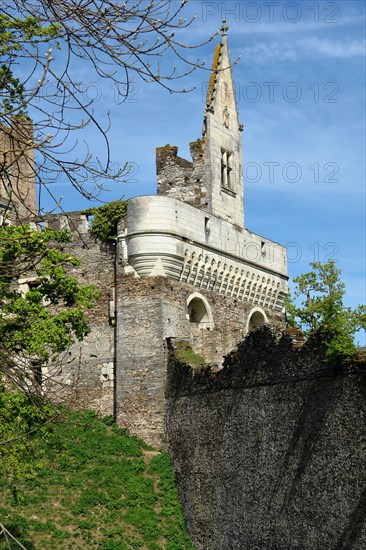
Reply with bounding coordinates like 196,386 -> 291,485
0,117 -> 37,221
37,202 -> 286,446
43,212 -> 116,417
156,141 -> 208,210
114,275 -> 284,448
115,274 -> 167,448
166,328 -> 366,550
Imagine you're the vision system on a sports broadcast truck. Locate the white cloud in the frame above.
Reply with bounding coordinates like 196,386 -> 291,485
225,15 -> 366,36
241,38 -> 366,61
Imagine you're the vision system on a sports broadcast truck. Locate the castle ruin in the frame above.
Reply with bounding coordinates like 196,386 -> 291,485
1,31 -> 288,448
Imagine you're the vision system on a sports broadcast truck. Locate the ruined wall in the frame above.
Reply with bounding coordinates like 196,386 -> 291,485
40,199 -> 285,445
44,212 -> 116,416
156,140 -> 208,209
166,328 -> 366,550
115,274 -> 283,448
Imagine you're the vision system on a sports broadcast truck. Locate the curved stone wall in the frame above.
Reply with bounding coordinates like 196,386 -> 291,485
119,196 -> 288,312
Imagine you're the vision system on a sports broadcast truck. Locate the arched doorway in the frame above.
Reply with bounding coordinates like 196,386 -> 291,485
247,308 -> 268,333
187,292 -> 214,330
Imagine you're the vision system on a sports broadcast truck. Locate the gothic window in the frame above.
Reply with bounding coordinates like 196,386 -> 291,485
221,149 -> 233,190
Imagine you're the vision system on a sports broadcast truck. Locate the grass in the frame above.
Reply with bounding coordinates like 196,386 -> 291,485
0,409 -> 194,550
174,340 -> 205,368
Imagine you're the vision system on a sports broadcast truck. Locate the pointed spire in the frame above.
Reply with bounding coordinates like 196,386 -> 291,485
204,25 -> 241,128
201,26 -> 244,227
220,19 -> 229,37
205,42 -> 222,112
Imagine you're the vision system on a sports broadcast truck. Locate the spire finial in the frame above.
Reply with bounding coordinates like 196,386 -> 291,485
221,19 -> 229,37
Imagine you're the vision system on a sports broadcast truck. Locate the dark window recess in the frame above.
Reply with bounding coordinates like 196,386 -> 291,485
221,149 -> 234,191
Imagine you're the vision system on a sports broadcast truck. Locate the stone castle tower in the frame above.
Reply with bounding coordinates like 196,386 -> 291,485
0,116 -> 37,222
157,25 -> 244,226
1,31 -> 288,448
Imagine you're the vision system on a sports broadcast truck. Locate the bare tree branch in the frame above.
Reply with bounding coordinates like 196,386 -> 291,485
0,0 -> 217,218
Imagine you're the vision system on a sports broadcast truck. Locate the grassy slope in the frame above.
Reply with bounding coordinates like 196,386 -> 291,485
0,410 -> 194,550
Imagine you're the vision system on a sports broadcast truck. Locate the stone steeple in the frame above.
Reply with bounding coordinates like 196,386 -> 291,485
203,22 -> 244,226
156,27 -> 245,227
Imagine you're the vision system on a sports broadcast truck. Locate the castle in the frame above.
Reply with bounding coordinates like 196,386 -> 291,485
0,30 -> 288,448
4,33 -> 366,550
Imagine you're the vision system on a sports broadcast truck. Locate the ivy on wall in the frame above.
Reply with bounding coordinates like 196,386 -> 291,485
83,200 -> 128,241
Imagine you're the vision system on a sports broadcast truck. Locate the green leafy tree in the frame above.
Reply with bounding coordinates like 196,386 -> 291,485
286,261 -> 366,365
0,224 -> 98,484
0,224 -> 98,393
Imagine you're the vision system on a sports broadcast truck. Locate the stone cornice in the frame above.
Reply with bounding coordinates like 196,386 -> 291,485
118,229 -> 288,282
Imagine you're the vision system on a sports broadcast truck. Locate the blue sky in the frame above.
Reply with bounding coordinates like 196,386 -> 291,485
37,0 -> 365,342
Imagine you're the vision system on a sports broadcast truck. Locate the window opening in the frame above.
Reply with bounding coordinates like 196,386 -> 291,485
221,149 -> 233,190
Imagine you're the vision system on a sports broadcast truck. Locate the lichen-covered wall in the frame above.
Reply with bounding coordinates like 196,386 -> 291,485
166,328 -> 366,550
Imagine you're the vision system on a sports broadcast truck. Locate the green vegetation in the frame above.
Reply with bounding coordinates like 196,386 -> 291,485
0,407 -> 194,550
286,261 -> 366,365
0,224 -> 98,482
0,389 -> 56,488
174,340 -> 205,368
0,224 -> 98,364
84,201 -> 128,241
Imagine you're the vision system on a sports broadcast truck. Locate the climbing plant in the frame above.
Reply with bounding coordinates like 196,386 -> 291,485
84,200 -> 128,241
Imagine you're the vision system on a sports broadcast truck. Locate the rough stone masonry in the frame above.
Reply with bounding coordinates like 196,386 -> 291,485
166,328 -> 366,550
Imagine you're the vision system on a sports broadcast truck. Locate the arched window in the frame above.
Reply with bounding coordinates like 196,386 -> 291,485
187,293 -> 214,330
247,308 -> 268,333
